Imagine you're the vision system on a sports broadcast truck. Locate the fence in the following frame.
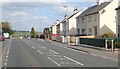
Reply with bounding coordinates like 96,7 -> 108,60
79,37 -> 120,49
80,38 -> 105,48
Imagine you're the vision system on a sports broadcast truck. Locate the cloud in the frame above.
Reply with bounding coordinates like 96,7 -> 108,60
1,0 -> 66,2
9,11 -> 30,17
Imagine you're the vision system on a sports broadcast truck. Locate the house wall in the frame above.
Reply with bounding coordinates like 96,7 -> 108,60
116,8 -> 120,37
77,16 -> 87,35
52,25 -> 57,34
68,12 -> 81,36
99,1 -> 118,35
86,13 -> 100,35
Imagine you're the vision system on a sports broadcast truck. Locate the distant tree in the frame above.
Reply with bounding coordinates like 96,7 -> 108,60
2,21 -> 14,35
30,27 -> 36,38
43,28 -> 51,39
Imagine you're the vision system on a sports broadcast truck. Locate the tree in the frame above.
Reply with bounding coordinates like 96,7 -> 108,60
43,27 -> 51,39
30,27 -> 36,38
2,21 -> 14,35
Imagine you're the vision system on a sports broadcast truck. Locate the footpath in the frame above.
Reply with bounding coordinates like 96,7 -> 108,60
45,39 -> 119,62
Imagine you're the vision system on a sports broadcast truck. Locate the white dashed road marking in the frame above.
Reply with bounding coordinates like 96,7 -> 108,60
32,46 -> 35,49
6,56 -> 8,59
48,57 -> 60,66
64,56 -> 84,66
4,62 -> 7,66
37,50 -> 43,55
50,50 -> 59,54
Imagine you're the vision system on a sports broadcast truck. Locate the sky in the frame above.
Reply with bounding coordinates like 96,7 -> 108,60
1,0 -> 112,32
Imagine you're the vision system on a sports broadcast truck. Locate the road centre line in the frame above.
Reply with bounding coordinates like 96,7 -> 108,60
50,50 -> 59,54
37,50 -> 43,55
4,62 -> 7,66
5,59 -> 7,62
64,56 -> 84,66
48,57 -> 60,66
6,56 -> 8,58
32,46 -> 35,49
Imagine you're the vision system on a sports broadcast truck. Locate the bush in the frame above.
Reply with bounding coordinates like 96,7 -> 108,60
102,33 -> 116,38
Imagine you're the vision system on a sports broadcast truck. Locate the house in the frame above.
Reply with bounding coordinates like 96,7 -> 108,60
56,22 -> 62,42
115,6 -> 120,37
67,9 -> 82,36
51,20 -> 59,40
56,16 -> 68,42
76,0 -> 119,36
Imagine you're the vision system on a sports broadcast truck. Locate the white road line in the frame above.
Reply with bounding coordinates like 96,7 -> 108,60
64,56 -> 84,66
7,50 -> 9,54
6,53 -> 9,56
6,56 -> 8,59
5,59 -> 7,62
41,46 -> 46,49
50,50 -> 59,54
91,54 -> 117,62
4,62 -> 7,66
65,47 -> 88,54
32,46 -> 35,49
37,50 -> 43,55
91,54 -> 97,56
48,57 -> 60,66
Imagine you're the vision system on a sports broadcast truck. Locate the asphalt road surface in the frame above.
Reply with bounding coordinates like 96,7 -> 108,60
1,38 -> 118,68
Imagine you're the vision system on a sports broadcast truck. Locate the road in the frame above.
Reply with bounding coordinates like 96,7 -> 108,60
1,38 -> 118,68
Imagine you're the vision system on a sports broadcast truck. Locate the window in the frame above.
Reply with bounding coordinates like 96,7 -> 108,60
88,28 -> 92,35
77,28 -> 80,34
82,17 -> 85,23
118,25 -> 120,37
81,29 -> 85,35
88,16 -> 91,22
93,26 -> 97,35
101,9 -> 105,14
77,18 -> 80,23
94,14 -> 97,21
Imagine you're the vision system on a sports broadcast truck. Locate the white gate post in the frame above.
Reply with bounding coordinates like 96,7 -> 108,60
111,40 -> 114,52
105,39 -> 108,50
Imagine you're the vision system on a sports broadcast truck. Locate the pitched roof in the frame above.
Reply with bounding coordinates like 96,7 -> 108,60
115,6 -> 120,10
67,11 -> 79,19
77,2 -> 110,18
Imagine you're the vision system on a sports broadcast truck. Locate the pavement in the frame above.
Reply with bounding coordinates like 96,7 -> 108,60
1,38 -> 119,68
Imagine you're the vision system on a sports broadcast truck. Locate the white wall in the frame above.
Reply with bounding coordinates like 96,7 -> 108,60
68,12 -> 81,35
99,1 -> 118,35
116,8 -> 120,37
52,24 -> 57,34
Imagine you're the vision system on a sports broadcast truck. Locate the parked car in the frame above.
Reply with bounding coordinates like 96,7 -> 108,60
0,29 -> 4,41
3,33 -> 10,39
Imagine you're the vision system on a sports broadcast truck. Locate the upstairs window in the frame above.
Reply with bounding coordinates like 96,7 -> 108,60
88,15 -> 91,22
101,9 -> 105,14
82,17 -> 85,23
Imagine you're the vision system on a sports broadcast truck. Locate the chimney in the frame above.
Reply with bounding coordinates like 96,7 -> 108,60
73,8 -> 78,14
64,15 -> 68,19
97,0 -> 104,5
56,20 -> 59,24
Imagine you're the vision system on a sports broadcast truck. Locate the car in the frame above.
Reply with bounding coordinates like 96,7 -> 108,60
1,35 -> 5,41
0,29 -> 4,41
3,33 -> 10,39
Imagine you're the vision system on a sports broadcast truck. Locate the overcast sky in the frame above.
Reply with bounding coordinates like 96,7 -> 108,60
1,0 -> 107,32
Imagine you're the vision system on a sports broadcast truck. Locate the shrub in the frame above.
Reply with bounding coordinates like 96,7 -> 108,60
102,33 -> 116,38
